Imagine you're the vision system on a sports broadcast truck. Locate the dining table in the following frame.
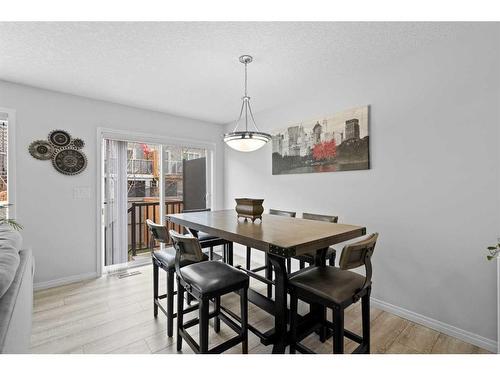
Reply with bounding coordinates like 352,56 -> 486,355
166,209 -> 366,353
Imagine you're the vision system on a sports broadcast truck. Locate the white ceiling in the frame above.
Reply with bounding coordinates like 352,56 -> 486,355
0,22 -> 487,124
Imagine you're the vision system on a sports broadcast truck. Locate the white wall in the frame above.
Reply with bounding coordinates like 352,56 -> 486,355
224,28 -> 500,346
0,80 -> 225,287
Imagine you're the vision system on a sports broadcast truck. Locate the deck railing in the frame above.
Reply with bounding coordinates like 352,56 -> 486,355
128,199 -> 184,255
127,159 -> 153,175
164,160 -> 183,175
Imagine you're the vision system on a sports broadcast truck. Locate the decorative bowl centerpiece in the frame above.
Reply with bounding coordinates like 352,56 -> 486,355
235,198 -> 264,222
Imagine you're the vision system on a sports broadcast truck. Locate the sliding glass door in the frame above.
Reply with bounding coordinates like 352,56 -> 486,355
102,137 -> 211,272
164,145 -> 208,211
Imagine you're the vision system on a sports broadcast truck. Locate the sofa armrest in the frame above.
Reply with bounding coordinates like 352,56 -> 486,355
0,249 -> 34,353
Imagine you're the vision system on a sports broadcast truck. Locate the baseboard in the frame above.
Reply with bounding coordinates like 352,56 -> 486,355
372,297 -> 497,353
34,271 -> 98,291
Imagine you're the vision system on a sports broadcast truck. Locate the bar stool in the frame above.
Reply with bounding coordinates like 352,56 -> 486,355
170,230 -> 249,354
289,233 -> 379,354
245,209 -> 296,298
295,213 -> 339,269
146,219 -> 208,337
182,208 -> 233,264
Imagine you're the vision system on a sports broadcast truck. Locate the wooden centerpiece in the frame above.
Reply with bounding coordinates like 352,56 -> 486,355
235,198 -> 264,222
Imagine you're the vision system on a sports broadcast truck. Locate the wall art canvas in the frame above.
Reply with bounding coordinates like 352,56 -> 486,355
272,105 -> 370,175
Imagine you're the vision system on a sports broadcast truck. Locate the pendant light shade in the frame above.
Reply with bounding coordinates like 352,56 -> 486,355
224,131 -> 272,152
224,55 -> 271,152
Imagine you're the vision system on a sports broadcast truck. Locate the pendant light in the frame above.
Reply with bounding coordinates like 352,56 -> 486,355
224,55 -> 271,152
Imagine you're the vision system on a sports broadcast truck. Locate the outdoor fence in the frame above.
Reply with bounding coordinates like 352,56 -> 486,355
128,199 -> 184,255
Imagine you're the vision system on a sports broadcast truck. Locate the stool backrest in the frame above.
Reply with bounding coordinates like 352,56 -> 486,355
339,233 -> 378,271
146,219 -> 169,243
302,212 -> 338,223
269,209 -> 296,217
339,233 -> 378,293
169,230 -> 205,264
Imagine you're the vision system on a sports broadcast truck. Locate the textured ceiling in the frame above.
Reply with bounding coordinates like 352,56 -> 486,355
0,22 -> 488,124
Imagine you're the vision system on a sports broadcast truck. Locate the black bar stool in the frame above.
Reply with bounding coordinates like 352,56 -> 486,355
146,219 -> 208,337
181,209 -> 234,306
295,213 -> 339,269
289,233 -> 379,354
170,230 -> 249,354
182,208 -> 233,264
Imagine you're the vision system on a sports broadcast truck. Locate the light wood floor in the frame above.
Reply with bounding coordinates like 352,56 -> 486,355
31,254 -> 491,354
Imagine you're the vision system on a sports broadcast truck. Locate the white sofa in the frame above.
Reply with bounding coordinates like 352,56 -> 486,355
0,225 -> 34,354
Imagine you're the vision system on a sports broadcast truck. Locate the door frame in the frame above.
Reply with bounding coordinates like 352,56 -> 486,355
96,127 -> 217,276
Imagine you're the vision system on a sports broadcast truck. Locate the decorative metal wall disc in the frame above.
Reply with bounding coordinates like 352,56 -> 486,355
48,130 -> 71,147
71,138 -> 85,149
52,148 -> 87,175
30,130 -> 86,175
29,140 -> 55,160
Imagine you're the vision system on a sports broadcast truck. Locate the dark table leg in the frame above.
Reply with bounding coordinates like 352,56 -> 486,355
314,248 -> 327,267
224,249 -> 328,351
265,253 -> 273,299
267,254 -> 288,354
227,241 -> 234,266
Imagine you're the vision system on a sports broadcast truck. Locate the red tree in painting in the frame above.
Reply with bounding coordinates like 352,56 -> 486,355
312,139 -> 337,161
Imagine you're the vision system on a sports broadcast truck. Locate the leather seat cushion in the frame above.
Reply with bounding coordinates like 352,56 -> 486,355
153,248 -> 208,270
289,266 -> 365,305
180,261 -> 248,294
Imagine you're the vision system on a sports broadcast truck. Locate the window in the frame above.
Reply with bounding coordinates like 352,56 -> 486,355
165,180 -> 178,197
0,116 -> 8,206
184,151 -> 201,160
127,180 -> 146,197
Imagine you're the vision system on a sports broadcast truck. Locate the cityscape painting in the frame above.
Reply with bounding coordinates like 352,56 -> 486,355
272,106 -> 370,175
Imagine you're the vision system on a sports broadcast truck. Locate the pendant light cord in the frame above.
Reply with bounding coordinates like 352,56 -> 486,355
244,60 -> 249,131
232,58 -> 262,133
244,60 -> 248,97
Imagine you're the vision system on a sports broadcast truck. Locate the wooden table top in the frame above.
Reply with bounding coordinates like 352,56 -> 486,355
166,209 -> 366,257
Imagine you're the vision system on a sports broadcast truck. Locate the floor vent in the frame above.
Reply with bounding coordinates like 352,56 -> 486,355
116,270 -> 142,279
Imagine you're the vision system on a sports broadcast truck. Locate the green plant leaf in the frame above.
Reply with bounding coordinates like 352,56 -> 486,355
0,219 -> 23,231
487,246 -> 497,250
